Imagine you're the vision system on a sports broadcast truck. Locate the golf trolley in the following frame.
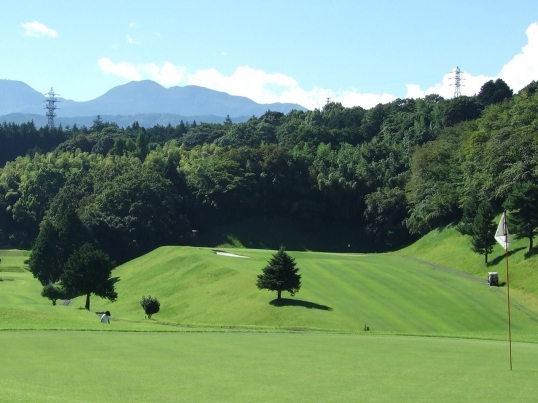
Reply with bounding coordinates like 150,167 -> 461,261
487,272 -> 499,287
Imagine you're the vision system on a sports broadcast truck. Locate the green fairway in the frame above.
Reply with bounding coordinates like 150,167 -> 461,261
87,246 -> 538,340
3,247 -> 538,339
0,331 -> 537,403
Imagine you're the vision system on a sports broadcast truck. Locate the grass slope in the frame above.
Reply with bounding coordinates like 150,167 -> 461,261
85,246 -> 537,340
397,223 -> 538,315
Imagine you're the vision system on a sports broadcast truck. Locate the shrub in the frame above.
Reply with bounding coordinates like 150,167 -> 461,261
41,283 -> 65,306
140,295 -> 160,319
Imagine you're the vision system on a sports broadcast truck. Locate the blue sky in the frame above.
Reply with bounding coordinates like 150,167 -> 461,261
1,0 -> 537,109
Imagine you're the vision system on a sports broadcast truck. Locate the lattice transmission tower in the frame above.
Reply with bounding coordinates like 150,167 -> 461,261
449,66 -> 464,98
44,88 -> 59,129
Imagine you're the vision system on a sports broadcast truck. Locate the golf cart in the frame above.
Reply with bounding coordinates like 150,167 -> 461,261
487,272 -> 499,287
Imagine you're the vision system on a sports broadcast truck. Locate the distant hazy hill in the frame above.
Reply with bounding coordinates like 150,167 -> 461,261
0,79 -> 307,127
0,112 -> 251,128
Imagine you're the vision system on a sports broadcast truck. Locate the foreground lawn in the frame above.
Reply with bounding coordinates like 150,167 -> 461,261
0,331 -> 536,403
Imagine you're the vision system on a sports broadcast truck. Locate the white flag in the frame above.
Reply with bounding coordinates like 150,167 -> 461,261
494,212 -> 510,250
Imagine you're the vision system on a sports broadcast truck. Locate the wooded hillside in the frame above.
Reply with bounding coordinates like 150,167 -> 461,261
1,79 -> 536,264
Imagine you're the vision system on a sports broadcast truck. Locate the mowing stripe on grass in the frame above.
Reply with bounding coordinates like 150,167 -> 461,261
0,331 -> 537,403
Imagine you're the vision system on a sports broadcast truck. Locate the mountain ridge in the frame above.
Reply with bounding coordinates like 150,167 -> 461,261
0,79 -> 307,127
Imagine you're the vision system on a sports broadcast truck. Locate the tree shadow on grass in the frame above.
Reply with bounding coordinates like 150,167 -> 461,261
488,247 -> 526,266
269,298 -> 333,311
524,247 -> 538,259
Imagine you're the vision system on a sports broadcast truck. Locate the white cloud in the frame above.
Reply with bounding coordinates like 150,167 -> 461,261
99,22 -> 538,111
499,22 -> 538,92
98,58 -> 142,81
97,60 -> 395,109
333,90 -> 396,109
141,62 -> 186,86
21,21 -> 58,38
185,66 -> 395,109
126,34 -> 140,45
405,70 -> 496,99
98,58 -> 185,86
406,22 -> 538,100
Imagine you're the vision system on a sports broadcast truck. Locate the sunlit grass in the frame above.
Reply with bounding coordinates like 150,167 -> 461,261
1,331 -> 537,403
2,246 -> 538,402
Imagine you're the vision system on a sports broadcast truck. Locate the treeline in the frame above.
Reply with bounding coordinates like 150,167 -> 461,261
0,78 -> 537,263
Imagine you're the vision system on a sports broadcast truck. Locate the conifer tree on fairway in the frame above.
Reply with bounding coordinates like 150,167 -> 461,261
29,219 -> 63,285
257,246 -> 301,300
60,243 -> 117,310
470,200 -> 497,265
504,181 -> 538,253
30,198 -> 94,286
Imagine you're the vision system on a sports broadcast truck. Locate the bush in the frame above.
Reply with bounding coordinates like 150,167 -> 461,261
140,295 -> 160,319
41,283 -> 65,306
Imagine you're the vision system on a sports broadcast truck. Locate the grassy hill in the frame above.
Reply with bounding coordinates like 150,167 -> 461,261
396,222 -> 538,314
3,233 -> 538,402
62,246 -> 537,341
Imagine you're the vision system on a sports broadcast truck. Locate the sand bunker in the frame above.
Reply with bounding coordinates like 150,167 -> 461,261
215,251 -> 249,258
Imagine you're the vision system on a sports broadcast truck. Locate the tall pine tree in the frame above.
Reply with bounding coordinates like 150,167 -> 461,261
504,181 -> 538,253
256,246 -> 301,300
470,200 -> 497,265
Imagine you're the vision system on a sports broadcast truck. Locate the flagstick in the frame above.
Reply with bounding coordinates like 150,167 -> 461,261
504,212 -> 513,371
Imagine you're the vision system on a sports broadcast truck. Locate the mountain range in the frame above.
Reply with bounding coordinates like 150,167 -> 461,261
0,79 -> 307,127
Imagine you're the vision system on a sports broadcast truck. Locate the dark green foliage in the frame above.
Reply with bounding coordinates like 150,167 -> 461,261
140,295 -> 160,319
518,80 -> 538,96
60,243 -> 117,310
405,126 -> 464,235
457,191 -> 480,236
0,122 -> 68,167
364,187 -> 409,249
478,79 -> 513,106
135,130 -> 149,161
439,96 -> 482,127
504,182 -> 538,252
29,219 -> 63,285
81,165 -> 188,263
470,200 -> 497,265
41,283 -> 64,306
1,80 -> 538,258
257,246 -> 301,300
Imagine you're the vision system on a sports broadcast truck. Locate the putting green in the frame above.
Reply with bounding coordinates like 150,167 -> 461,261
0,331 -> 536,402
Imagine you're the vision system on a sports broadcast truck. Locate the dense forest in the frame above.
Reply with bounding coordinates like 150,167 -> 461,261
0,78 -> 537,265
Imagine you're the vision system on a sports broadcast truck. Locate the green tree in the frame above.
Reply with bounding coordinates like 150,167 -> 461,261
478,79 -> 513,106
470,200 -> 497,265
60,243 -> 117,311
41,283 -> 64,306
256,246 -> 301,300
364,187 -> 409,249
135,130 -> 149,161
140,295 -> 160,319
504,182 -> 538,252
29,219 -> 62,285
457,190 -> 480,236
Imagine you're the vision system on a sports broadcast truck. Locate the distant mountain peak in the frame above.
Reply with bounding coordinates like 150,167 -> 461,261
0,79 -> 308,126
